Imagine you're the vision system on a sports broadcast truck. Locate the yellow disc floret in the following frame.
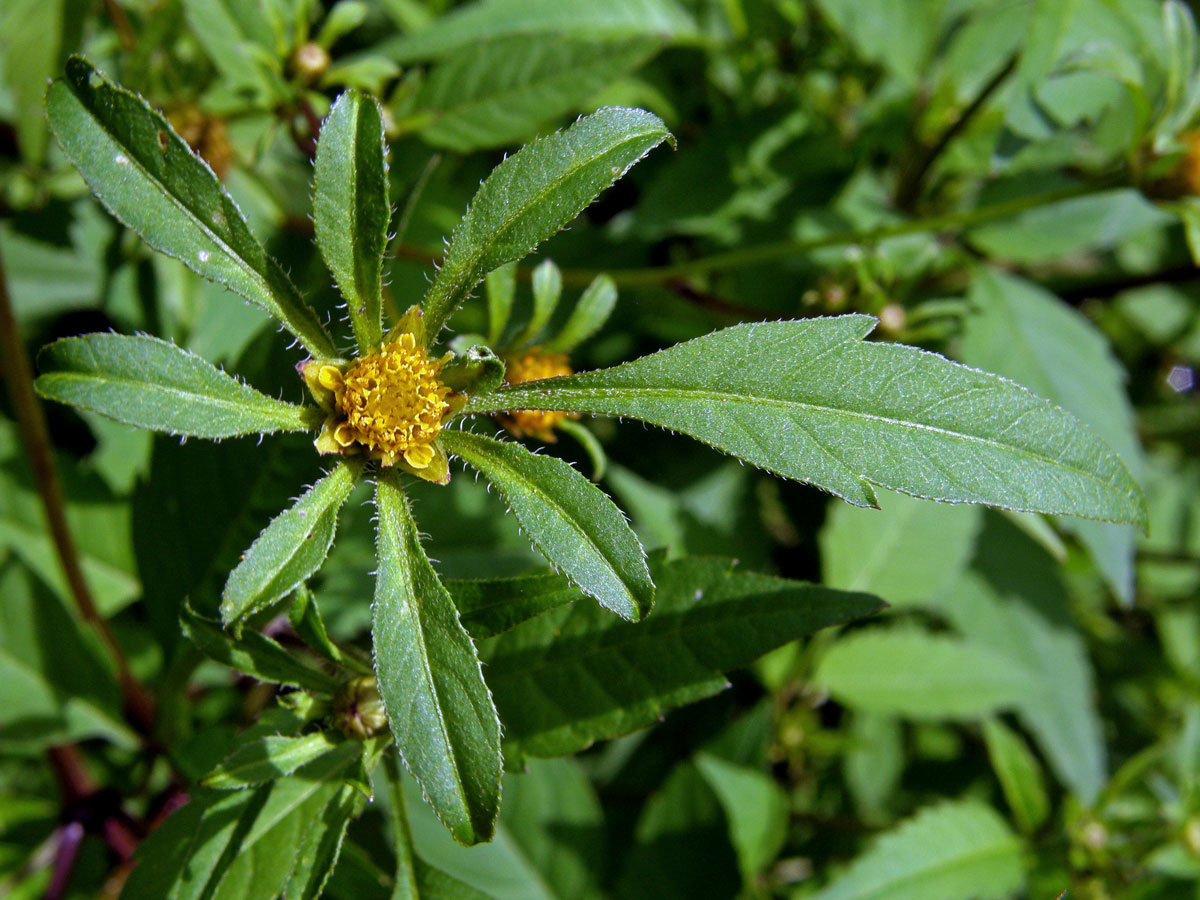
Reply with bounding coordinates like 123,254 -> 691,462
500,348 -> 577,441
322,334 -> 451,469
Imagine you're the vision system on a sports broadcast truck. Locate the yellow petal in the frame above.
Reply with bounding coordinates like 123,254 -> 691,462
318,365 -> 344,390
403,443 -> 435,469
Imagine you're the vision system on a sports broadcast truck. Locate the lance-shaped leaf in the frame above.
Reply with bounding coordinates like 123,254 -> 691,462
221,462 -> 360,628
44,57 -> 336,358
372,474 -> 502,845
443,429 -> 653,621
36,333 -> 313,438
512,257 -> 562,347
421,107 -> 672,338
314,91 -> 389,353
181,606 -> 343,694
464,316 -> 1149,527
544,273 -> 618,352
202,732 -> 343,789
481,555 -> 883,761
283,784 -> 364,900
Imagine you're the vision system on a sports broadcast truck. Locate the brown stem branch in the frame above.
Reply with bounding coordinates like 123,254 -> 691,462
0,247 -> 155,734
103,0 -> 138,53
893,56 -> 1018,211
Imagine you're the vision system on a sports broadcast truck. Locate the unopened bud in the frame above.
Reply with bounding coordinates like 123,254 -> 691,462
333,676 -> 387,739
291,42 -> 331,83
877,303 -> 906,337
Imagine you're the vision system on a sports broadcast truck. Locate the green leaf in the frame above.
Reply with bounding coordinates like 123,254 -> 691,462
35,333 -> 313,439
814,0 -> 944,87
379,0 -> 698,62
317,1 -> 370,47
446,571 -> 580,639
44,57 -> 336,358
481,555 -> 883,760
421,107 -> 673,338
0,561 -> 139,750
290,587 -> 355,668
180,605 -> 343,694
0,442 -> 139,618
820,488 -> 982,608
410,36 -> 661,153
513,258 -> 563,347
202,732 -> 343,789
283,784 -> 362,900
982,718 -> 1050,833
962,267 -> 1144,604
0,0 -> 74,164
814,628 -> 1037,719
967,189 -> 1171,266
695,753 -> 789,880
442,429 -> 653,621
615,761 -> 738,900
486,262 -> 518,346
945,513 -> 1107,803
372,473 -> 502,845
314,91 -> 390,353
544,274 -> 618,353
120,743 -> 361,900
843,712 -> 904,819
181,0 -> 283,100
465,316 -> 1149,526
811,800 -> 1025,900
221,462 -> 360,628
403,758 -> 606,900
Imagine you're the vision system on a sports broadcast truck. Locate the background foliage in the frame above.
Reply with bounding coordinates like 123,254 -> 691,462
1,1 -> 1198,899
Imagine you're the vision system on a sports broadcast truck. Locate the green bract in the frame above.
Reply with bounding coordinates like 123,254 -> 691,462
33,47 -> 1149,890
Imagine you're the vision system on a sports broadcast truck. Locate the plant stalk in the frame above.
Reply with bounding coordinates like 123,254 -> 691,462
560,178 -> 1120,288
0,247 -> 155,734
384,753 -> 421,900
392,179 -> 1122,291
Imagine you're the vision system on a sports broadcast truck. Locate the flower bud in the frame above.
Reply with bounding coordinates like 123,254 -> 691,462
291,42 -> 331,83
333,676 -> 387,739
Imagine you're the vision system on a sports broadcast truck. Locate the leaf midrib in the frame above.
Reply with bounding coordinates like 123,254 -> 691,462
229,465 -> 353,601
470,383 -> 1139,509
39,366 -> 305,430
378,487 -> 480,833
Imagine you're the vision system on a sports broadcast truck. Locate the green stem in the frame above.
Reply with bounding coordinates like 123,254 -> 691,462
557,178 -> 1122,288
0,246 -> 155,735
383,753 -> 421,900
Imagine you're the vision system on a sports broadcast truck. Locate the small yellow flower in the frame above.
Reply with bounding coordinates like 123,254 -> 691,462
499,348 -> 578,441
311,333 -> 454,472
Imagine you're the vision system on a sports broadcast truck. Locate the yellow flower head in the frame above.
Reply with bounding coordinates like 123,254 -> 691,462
316,333 -> 451,470
500,348 -> 577,441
